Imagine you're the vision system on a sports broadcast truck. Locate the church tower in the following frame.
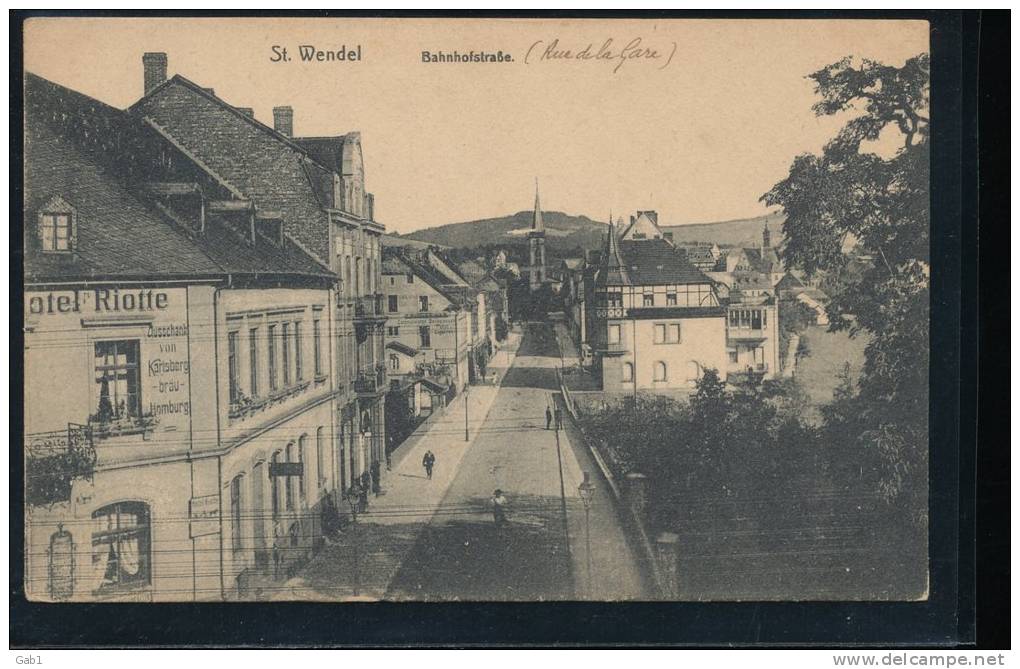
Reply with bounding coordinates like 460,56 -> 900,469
528,179 -> 547,291
762,221 -> 771,249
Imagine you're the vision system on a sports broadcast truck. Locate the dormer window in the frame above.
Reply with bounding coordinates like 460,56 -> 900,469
38,196 -> 76,253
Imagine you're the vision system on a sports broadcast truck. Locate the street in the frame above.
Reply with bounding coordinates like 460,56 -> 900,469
281,323 -> 648,601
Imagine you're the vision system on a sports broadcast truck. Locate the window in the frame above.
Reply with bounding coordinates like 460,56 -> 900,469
249,328 -> 259,397
686,361 -> 702,383
622,362 -> 633,382
419,296 -> 429,312
729,350 -> 738,364
608,324 -> 621,345
389,354 -> 400,371
655,323 -> 680,344
388,295 -> 398,312
313,319 -> 322,377
285,443 -> 294,511
654,361 -> 668,382
227,331 -> 240,404
666,293 -> 677,306
419,325 -> 431,348
230,475 -> 243,555
93,340 -> 141,423
297,436 -> 307,506
642,294 -> 654,307
345,257 -> 352,297
267,324 -> 278,391
282,323 -> 291,386
270,452 -> 281,519
316,427 -> 326,489
406,273 -> 414,284
387,326 -> 399,336
750,310 -> 762,330
40,212 -> 73,252
293,321 -> 303,381
355,258 -> 362,294
92,502 -> 150,591
729,311 -> 739,327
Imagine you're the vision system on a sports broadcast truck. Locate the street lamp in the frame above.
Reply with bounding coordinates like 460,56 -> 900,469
577,471 -> 596,598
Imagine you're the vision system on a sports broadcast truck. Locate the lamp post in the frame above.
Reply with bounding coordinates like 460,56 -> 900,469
463,386 -> 470,442
577,471 -> 596,598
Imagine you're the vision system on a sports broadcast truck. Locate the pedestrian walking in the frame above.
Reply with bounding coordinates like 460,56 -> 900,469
491,489 -> 508,527
371,459 -> 382,496
545,406 -> 553,430
422,450 -> 436,480
554,406 -> 563,430
358,473 -> 370,513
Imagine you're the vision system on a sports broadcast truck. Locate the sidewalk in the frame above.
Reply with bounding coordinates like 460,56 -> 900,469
553,394 -> 651,600
275,331 -> 522,600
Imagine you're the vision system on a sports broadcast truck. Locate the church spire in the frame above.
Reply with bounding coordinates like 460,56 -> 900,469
762,221 -> 771,249
532,178 -> 544,233
598,212 -> 630,286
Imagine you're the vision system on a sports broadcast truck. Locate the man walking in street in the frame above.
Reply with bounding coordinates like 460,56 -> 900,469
554,406 -> 563,431
545,406 -> 553,430
422,450 -> 436,480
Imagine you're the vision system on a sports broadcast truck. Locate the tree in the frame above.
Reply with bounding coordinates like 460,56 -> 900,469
761,54 -> 930,537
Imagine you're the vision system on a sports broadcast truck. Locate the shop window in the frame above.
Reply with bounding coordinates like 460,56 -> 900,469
93,340 -> 141,425
285,444 -> 295,511
270,452 -> 281,520
91,502 -> 151,592
316,427 -> 327,490
230,475 -> 244,555
297,436 -> 307,506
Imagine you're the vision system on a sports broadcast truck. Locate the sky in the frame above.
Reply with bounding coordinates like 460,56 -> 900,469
24,18 -> 928,235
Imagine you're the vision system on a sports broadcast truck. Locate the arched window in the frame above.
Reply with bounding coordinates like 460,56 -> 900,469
285,443 -> 295,511
654,361 -> 668,382
91,502 -> 151,591
686,361 -> 702,385
271,451 -> 282,519
389,354 -> 400,371
297,435 -> 308,506
316,427 -> 327,491
230,474 -> 244,555
621,361 -> 634,382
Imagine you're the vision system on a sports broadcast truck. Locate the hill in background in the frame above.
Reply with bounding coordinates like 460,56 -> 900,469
394,210 -> 786,252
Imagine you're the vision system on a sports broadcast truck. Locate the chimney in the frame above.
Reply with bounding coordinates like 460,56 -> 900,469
273,106 -> 294,137
237,107 -> 254,118
142,52 -> 168,96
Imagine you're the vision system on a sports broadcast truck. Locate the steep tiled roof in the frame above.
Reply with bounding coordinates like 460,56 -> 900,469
381,248 -> 464,306
24,118 -> 220,280
131,75 -> 335,263
24,73 -> 334,282
618,239 -> 711,285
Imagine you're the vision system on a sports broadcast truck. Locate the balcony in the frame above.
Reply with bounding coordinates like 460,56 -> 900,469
26,423 -> 98,507
353,365 -> 387,396
727,327 -> 769,342
354,294 -> 386,321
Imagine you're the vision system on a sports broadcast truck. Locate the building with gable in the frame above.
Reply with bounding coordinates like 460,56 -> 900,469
23,71 -> 350,601
129,53 -> 389,500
